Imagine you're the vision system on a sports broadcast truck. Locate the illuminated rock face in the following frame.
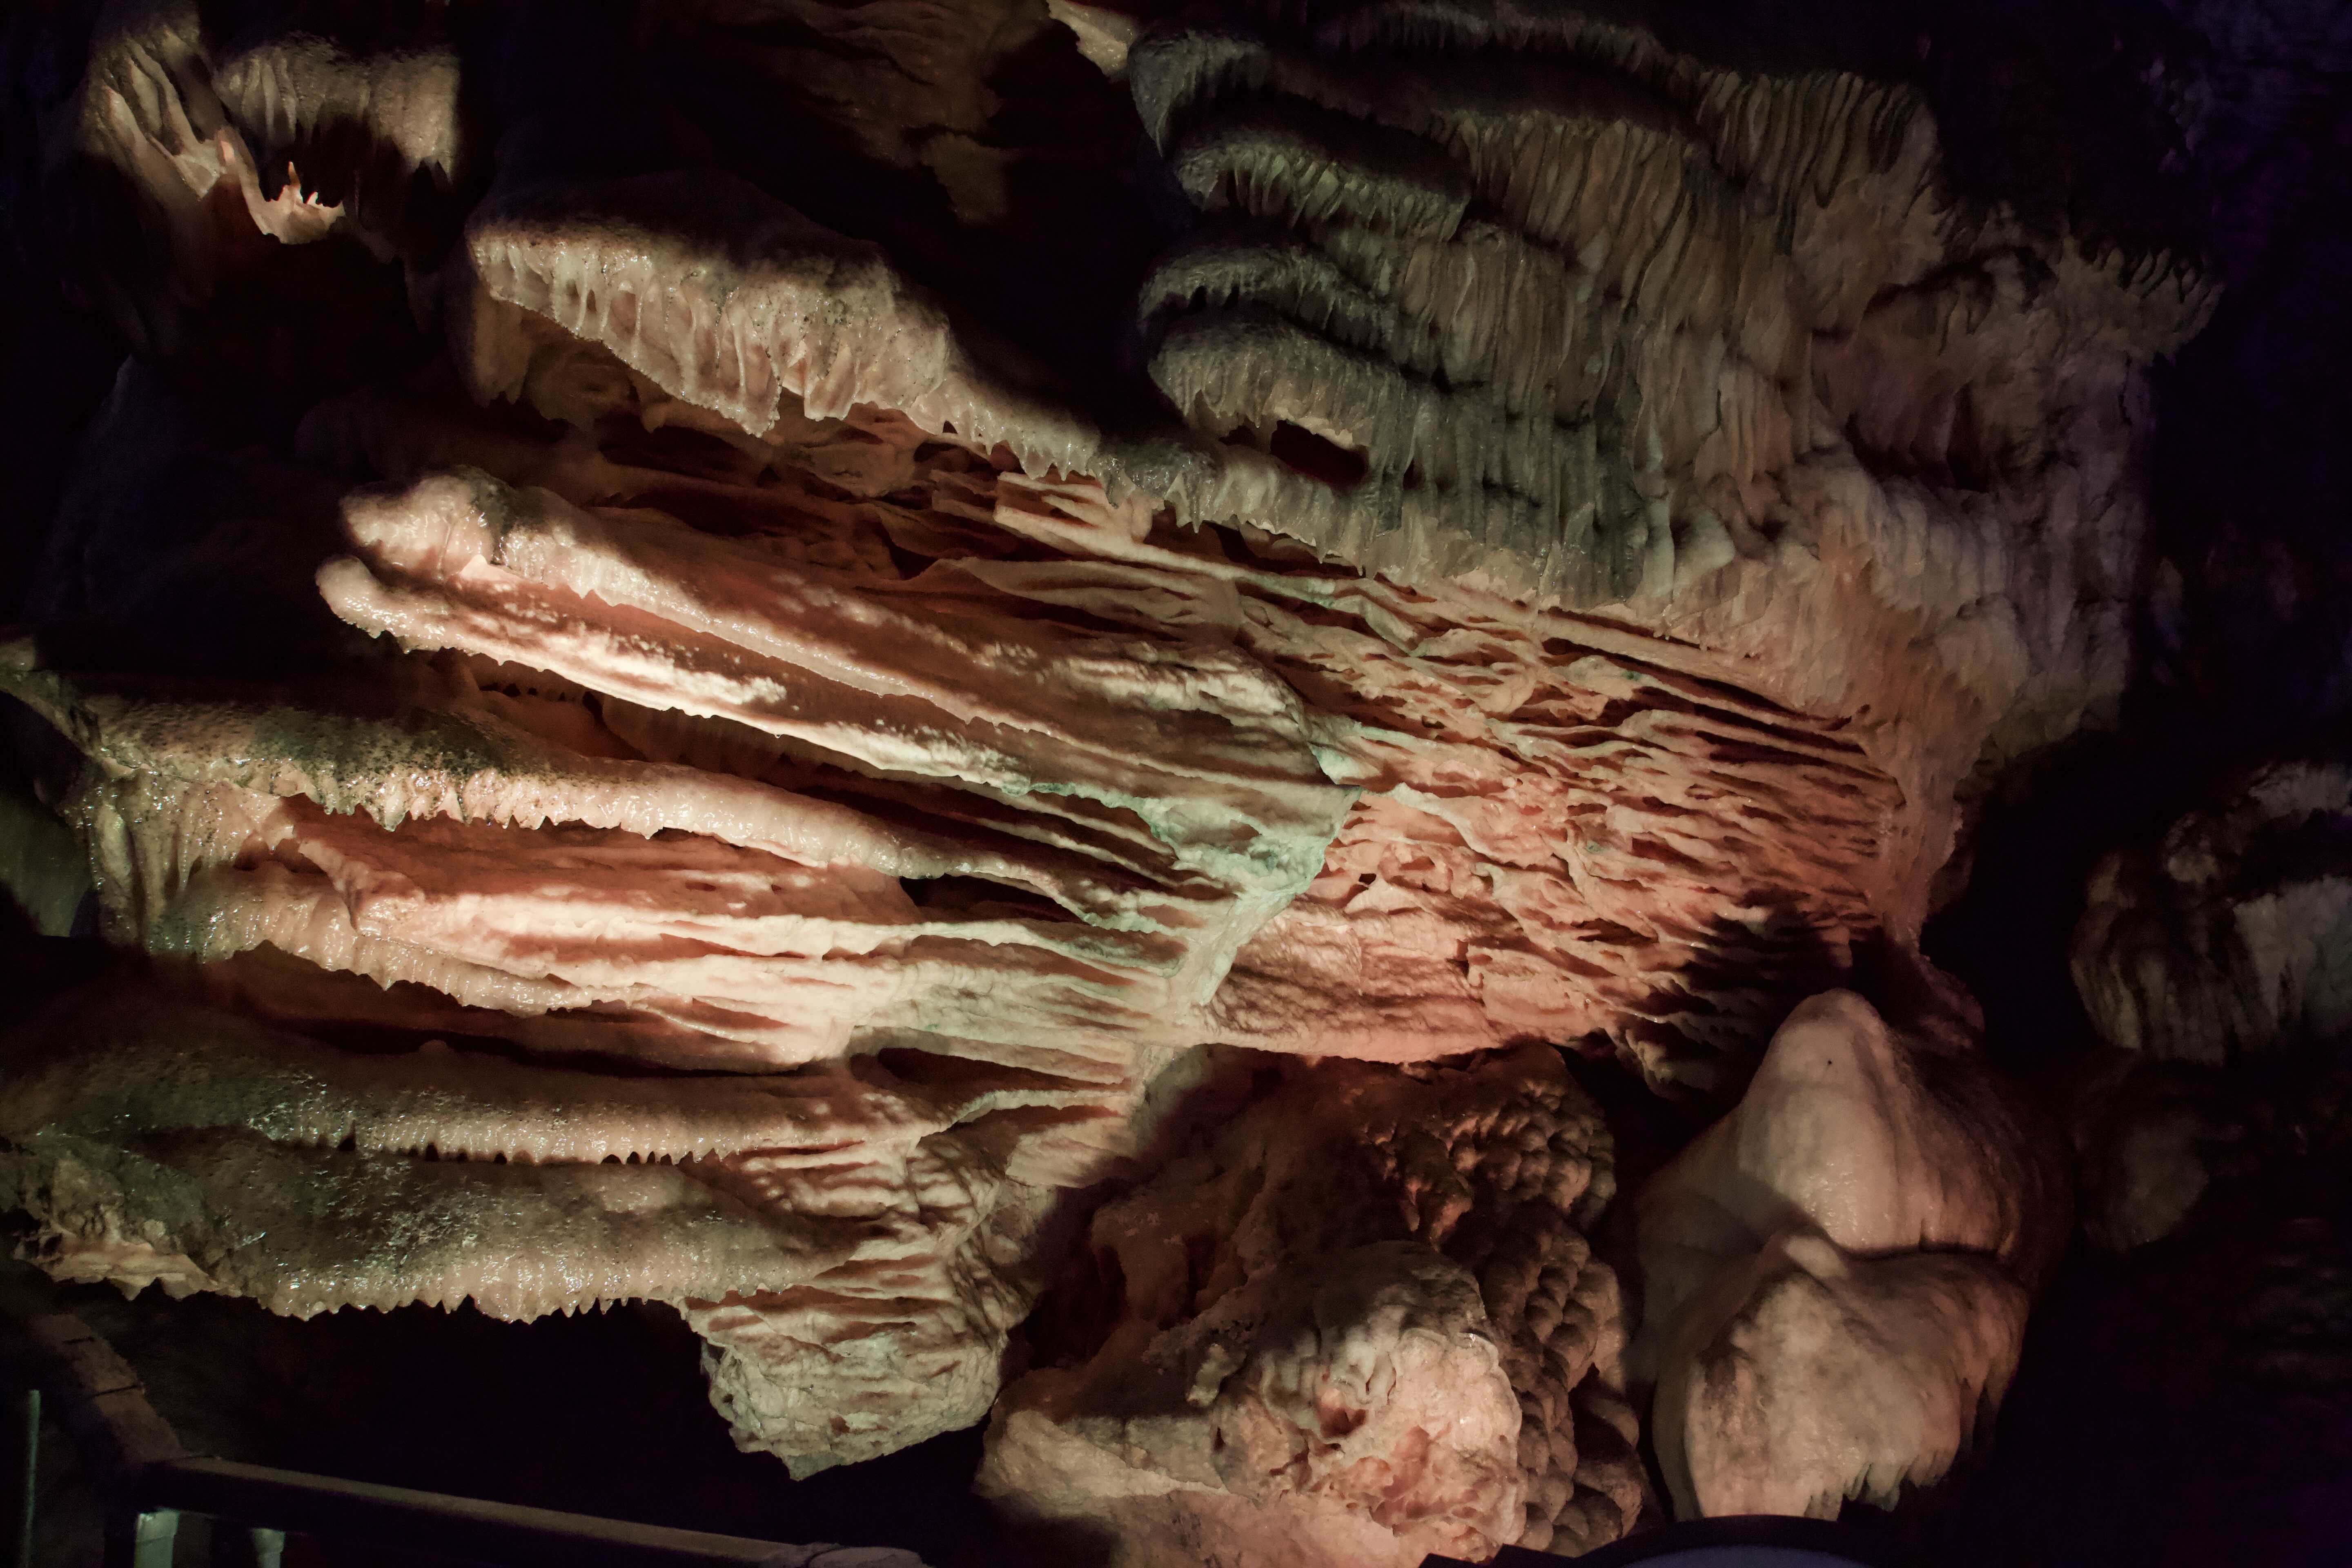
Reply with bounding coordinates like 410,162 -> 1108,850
0,0 -> 2202,1555
979,1046 -> 1643,1565
1630,988 -> 2066,1519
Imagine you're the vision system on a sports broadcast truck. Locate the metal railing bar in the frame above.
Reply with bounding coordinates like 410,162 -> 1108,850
101,1505 -> 177,1568
137,1456 -> 808,1568
210,1521 -> 286,1568
1,1270 -> 864,1568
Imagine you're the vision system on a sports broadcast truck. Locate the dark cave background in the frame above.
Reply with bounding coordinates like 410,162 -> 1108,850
4,0 -> 2352,1563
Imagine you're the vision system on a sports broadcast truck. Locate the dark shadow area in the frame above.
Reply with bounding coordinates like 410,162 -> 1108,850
16,1270 -> 1020,1568
648,1 -> 1175,425
1920,1239 -> 2352,1568
1924,736 -> 2189,1073
1924,0 -> 2352,1069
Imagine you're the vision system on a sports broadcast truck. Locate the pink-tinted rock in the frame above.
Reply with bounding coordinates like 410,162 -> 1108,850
1633,989 -> 2067,1519
979,1045 -> 1643,1566
0,0 -> 2205,1537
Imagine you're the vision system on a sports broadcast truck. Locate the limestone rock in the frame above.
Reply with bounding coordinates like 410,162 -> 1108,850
1653,1230 -> 2029,1521
0,0 -> 2206,1527
1633,989 -> 2065,1519
0,980 -> 1080,1472
2064,1038 -> 2352,1261
980,1046 -> 1644,1565
2076,745 -> 2352,1067
2063,1052 -> 2229,1253
40,0 -> 466,354
1123,0 -> 2208,613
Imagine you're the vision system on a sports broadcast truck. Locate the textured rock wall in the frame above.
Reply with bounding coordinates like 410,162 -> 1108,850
0,0 -> 2243,1557
2076,747 -> 2352,1069
981,1045 -> 1642,1564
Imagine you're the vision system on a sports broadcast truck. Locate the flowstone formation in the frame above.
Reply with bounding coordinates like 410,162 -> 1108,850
2076,745 -> 2352,1074
0,0 -> 2213,1561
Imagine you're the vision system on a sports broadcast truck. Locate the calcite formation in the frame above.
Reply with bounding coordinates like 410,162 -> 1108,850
980,1047 -> 1642,1565
2062,1050 -> 2227,1255
2069,744 -> 2352,1256
2076,746 -> 2352,1069
0,419 -> 1358,1471
1629,988 -> 2067,1519
0,0 -> 2214,1558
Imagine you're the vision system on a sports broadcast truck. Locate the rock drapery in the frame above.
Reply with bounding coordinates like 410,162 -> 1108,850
0,0 -> 2223,1559
0,412 -> 1362,1473
2076,746 -> 2352,1073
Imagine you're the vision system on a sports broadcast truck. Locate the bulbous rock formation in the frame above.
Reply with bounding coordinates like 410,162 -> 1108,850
0,0 -> 2211,1554
979,1046 -> 1643,1566
1631,988 -> 2067,1519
